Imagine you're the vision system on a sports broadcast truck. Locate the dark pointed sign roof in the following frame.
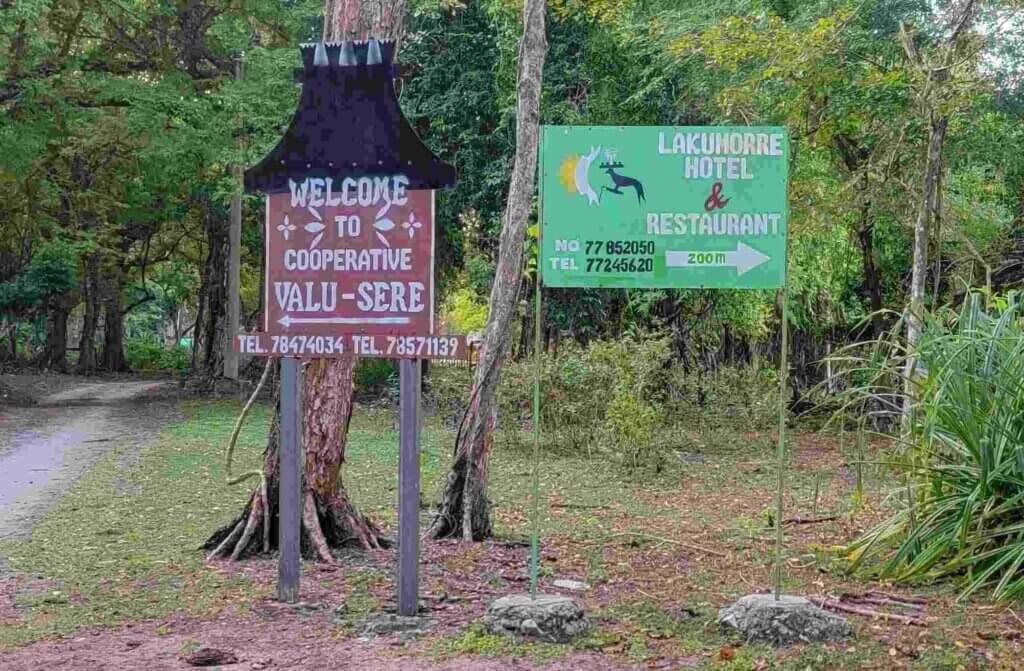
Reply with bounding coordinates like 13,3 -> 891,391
244,39 -> 455,194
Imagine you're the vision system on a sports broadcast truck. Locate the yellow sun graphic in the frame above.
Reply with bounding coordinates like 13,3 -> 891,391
558,155 -> 579,193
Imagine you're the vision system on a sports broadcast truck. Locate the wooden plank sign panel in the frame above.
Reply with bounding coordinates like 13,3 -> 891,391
265,177 -> 434,336
234,332 -> 472,360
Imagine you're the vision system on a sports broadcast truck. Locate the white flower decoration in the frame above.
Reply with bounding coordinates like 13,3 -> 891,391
277,216 -> 296,240
401,211 -> 422,239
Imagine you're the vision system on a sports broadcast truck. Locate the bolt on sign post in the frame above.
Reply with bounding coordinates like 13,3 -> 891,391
538,125 -> 790,598
240,39 -> 457,610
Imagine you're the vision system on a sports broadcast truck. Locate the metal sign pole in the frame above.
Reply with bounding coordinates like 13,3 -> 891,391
530,277 -> 542,599
398,358 -> 421,616
278,356 -> 301,603
773,288 -> 789,600
531,142 -> 545,600
773,139 -> 794,601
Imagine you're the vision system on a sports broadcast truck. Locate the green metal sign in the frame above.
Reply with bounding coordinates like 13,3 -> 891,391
540,125 -> 789,289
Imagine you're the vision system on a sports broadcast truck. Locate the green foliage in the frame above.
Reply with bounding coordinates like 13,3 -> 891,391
124,338 -> 190,373
668,364 -> 779,432
476,333 -> 777,467
353,359 -> 397,396
495,336 -> 668,458
0,239 -> 80,316
440,279 -> 489,333
845,293 -> 1024,601
428,361 -> 474,423
604,384 -> 660,470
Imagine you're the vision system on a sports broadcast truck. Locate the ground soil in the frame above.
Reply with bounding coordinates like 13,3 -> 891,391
0,600 -> 632,671
2,377 -> 1023,670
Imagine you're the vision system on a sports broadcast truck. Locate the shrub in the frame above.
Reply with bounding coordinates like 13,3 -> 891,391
125,338 -> 190,372
605,382 -> 661,470
354,358 -> 396,396
496,333 -> 672,464
440,281 -> 488,334
430,331 -> 781,466
429,361 -> 474,423
845,293 -> 1024,600
667,363 -> 779,432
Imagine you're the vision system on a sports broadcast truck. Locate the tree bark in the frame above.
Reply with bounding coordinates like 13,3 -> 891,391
430,0 -> 547,541
199,199 -> 228,379
3,322 -> 16,361
326,0 -> 408,46
205,359 -> 386,560
42,297 -> 71,371
905,118 -> 946,354
101,275 -> 128,372
899,2 -> 975,424
931,161 -> 943,310
206,0 -> 405,561
856,212 -> 884,338
76,253 -> 101,373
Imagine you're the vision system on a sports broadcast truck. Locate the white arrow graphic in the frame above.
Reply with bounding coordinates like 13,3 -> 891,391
278,315 -> 411,328
665,242 -> 770,276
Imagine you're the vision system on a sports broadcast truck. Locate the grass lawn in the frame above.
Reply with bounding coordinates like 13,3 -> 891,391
1,397 -> 1022,669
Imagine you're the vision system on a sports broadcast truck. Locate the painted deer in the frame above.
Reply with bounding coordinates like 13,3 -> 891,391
598,150 -> 646,205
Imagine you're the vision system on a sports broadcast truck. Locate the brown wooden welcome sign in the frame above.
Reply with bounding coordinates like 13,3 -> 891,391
266,176 -> 434,329
235,39 -> 464,361
237,38 -> 464,613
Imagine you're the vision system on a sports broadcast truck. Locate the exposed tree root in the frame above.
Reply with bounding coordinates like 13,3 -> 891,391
232,488 -> 265,560
205,487 -> 389,560
205,344 -> 389,561
304,491 -> 335,563
207,513 -> 246,560
429,402 -> 494,541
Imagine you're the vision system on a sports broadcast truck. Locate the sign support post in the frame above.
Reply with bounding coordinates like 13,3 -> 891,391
240,38 -> 458,615
278,356 -> 301,603
398,358 -> 421,616
538,124 -> 791,602
773,141 -> 795,601
530,277 -> 542,599
773,286 -> 789,600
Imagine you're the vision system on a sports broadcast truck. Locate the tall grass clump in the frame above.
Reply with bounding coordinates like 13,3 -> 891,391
841,292 -> 1024,600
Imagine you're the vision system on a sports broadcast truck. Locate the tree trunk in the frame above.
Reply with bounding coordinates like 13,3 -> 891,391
3,322 -> 16,361
430,0 -> 547,541
42,298 -> 71,371
326,0 -> 408,46
76,253 -> 101,373
199,200 -> 229,379
205,359 -> 386,560
206,0 -> 406,560
899,3 -> 975,425
903,116 -> 947,420
931,163 -> 943,310
514,276 -> 534,360
173,305 -> 183,345
190,266 -> 206,371
856,215 -> 884,339
101,277 -> 128,372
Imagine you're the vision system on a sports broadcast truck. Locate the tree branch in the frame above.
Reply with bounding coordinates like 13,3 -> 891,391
121,292 -> 155,317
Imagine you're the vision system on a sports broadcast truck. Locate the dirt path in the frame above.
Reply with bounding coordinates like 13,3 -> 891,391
0,378 -> 181,541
